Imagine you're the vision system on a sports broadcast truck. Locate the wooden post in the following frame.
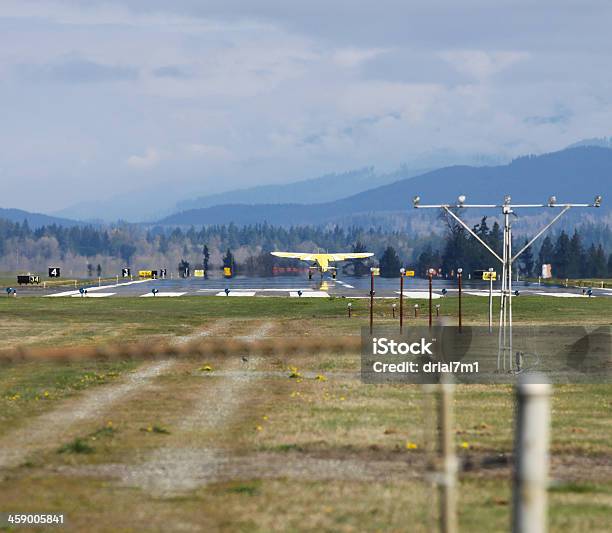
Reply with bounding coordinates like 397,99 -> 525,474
399,272 -> 404,333
512,376 -> 551,533
428,270 -> 433,327
369,270 -> 375,335
438,379 -> 457,533
457,269 -> 463,330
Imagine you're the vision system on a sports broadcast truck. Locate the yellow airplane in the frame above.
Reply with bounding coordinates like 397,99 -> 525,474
271,251 -> 373,279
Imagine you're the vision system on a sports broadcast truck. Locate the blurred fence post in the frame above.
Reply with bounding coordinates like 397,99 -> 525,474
512,376 -> 551,533
438,378 -> 457,533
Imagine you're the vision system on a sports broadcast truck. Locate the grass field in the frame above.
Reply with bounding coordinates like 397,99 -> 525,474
0,296 -> 610,532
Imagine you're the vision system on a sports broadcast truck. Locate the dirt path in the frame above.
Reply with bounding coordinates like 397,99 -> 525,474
95,321 -> 275,496
0,361 -> 174,470
0,321 -> 232,471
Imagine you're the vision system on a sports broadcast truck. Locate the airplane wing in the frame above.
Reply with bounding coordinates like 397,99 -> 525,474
327,253 -> 374,262
271,252 -> 316,261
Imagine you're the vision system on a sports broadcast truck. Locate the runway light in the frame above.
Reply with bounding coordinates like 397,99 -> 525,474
457,194 -> 466,206
441,288 -> 447,296
297,290 -> 303,297
548,195 -> 557,206
514,290 -> 520,296
413,195 -> 420,207
594,195 -> 602,207
504,195 -> 511,206
224,288 -> 230,296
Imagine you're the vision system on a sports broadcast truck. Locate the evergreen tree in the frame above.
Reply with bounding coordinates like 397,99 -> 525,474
587,244 -> 607,278
223,249 -> 235,269
87,263 -> 93,277
608,253 -> 612,277
567,230 -> 584,278
96,264 -> 102,277
553,231 -> 571,278
379,246 -> 401,277
538,236 -> 554,276
203,245 -> 210,271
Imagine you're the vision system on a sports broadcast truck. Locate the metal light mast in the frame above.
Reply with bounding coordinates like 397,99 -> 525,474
413,194 -> 602,371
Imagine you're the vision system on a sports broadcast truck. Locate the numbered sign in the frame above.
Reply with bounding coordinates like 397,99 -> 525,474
122,268 -> 131,278
404,270 -> 415,277
159,268 -> 167,279
371,268 -> 380,276
482,271 -> 497,281
194,269 -> 204,277
48,267 -> 61,278
139,270 -> 153,278
223,267 -> 232,277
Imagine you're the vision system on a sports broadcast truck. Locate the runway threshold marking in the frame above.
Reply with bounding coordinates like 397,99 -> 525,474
140,292 -> 186,297
70,293 -> 116,298
290,291 -> 328,298
394,291 -> 442,299
215,291 -> 256,297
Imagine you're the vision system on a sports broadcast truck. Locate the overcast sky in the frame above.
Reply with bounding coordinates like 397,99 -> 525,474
2,0 -> 611,212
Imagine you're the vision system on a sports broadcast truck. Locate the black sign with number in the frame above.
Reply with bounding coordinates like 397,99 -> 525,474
159,268 -> 167,278
122,268 -> 131,278
48,267 -> 60,278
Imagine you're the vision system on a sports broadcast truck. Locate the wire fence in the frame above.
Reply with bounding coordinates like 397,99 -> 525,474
0,336 -> 362,365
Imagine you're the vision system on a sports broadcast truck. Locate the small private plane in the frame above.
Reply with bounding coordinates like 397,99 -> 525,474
271,251 -> 373,279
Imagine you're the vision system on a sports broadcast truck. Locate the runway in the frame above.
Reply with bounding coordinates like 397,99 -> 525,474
28,275 -> 611,299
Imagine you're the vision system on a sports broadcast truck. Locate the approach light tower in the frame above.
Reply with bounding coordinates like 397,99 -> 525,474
413,194 -> 602,371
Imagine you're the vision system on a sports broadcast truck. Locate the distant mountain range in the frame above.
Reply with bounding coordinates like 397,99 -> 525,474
158,146 -> 611,227
174,166 -> 432,212
0,207 -> 81,228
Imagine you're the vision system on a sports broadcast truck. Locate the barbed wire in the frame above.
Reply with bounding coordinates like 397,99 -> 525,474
0,336 -> 362,364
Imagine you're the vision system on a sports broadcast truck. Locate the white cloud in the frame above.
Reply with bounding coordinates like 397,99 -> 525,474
186,144 -> 233,160
127,148 -> 160,169
439,50 -> 530,81
332,48 -> 388,68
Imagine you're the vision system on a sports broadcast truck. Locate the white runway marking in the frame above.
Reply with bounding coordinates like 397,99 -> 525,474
290,291 -> 328,298
200,288 -> 311,292
532,291 -> 593,298
70,292 -> 116,298
336,280 -> 355,288
215,291 -> 256,296
141,292 -> 186,297
47,278 -> 151,297
464,290 -> 503,297
395,291 -> 442,299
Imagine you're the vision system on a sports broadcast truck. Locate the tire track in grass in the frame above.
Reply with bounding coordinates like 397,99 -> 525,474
0,320 -> 231,471
114,321 -> 275,495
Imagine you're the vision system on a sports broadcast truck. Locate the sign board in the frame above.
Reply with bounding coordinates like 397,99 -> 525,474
371,268 -> 380,276
139,270 -> 153,278
542,264 -> 552,279
151,270 -> 158,279
482,271 -> 497,281
159,268 -> 167,279
48,267 -> 60,278
223,267 -> 232,277
17,275 -> 40,285
194,269 -> 205,277
122,268 -> 131,278
404,270 -> 415,277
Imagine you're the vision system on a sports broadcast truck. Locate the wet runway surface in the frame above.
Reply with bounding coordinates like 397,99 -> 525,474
14,275 -> 611,299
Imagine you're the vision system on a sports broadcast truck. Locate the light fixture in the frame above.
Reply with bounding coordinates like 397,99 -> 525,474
400,268 -> 406,274
413,195 -> 420,207
457,195 -> 466,206
504,195 -> 511,206
457,268 -> 463,274
548,195 -> 557,206
594,195 -> 602,207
